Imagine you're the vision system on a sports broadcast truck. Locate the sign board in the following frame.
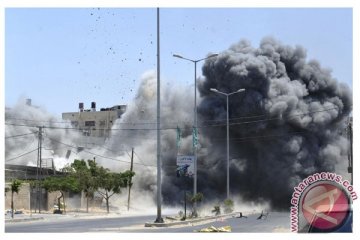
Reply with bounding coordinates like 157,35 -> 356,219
176,155 -> 195,178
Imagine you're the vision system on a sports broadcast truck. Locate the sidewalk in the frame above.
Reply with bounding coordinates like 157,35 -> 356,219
4,210 -> 122,223
5,211 -> 70,223
145,212 -> 241,227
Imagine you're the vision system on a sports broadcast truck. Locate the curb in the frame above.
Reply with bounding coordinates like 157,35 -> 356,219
5,217 -> 44,223
145,212 -> 239,227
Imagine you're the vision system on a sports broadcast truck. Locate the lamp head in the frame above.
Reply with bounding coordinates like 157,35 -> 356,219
173,54 -> 183,59
208,53 -> 219,58
237,88 -> 246,93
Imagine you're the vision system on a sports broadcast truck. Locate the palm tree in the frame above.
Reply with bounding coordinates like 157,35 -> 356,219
10,179 -> 22,219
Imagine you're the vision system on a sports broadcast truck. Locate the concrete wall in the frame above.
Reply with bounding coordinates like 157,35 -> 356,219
4,183 -> 75,212
5,182 -> 30,210
5,182 -> 101,212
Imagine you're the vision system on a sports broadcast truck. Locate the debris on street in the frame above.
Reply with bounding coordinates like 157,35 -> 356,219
198,225 -> 231,232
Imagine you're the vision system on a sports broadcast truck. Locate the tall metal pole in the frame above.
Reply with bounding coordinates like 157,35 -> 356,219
172,53 -> 218,214
35,128 -> 39,213
155,7 -> 163,223
36,126 -> 43,213
127,147 -> 134,211
210,88 -> 245,200
226,95 -> 230,199
39,126 -> 42,213
347,118 -> 353,185
193,61 -> 198,207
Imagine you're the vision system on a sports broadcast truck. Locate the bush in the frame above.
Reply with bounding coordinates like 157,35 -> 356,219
212,205 -> 221,216
223,199 -> 234,213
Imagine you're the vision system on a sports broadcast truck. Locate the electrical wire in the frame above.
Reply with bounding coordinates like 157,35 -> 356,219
208,130 -> 313,143
5,132 -> 38,139
198,107 -> 341,129
5,107 -> 341,131
5,148 -> 38,162
5,117 -> 70,124
133,150 -> 155,168
45,137 -> 156,168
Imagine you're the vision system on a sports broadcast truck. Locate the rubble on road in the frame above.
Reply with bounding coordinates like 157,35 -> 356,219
198,225 -> 231,232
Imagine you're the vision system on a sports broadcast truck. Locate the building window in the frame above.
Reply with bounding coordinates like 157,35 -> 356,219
85,121 -> 95,127
99,120 -> 106,126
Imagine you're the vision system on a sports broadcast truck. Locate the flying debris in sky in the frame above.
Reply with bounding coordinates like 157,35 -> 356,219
5,37 -> 352,211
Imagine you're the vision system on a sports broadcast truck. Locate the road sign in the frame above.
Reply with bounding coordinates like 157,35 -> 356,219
176,155 -> 195,177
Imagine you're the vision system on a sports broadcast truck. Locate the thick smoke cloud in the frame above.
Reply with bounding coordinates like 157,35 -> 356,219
106,38 -> 352,210
5,98 -> 83,168
196,37 -> 352,209
5,37 -> 352,211
105,71 -> 195,206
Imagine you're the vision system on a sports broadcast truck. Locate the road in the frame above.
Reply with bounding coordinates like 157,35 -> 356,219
5,212 -> 290,233
5,214 -> 154,233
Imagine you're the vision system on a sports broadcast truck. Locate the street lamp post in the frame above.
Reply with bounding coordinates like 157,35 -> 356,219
210,88 -> 245,199
173,53 -> 218,213
155,7 -> 163,223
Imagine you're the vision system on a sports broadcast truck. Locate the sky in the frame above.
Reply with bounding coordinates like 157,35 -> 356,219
4,7 -> 353,117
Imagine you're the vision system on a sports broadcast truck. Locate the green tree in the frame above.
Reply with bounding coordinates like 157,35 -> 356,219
42,176 -> 80,214
187,192 -> 203,217
9,179 -> 22,219
69,159 -> 96,213
5,187 -> 10,195
223,199 -> 234,214
94,165 -> 134,213
212,205 -> 221,216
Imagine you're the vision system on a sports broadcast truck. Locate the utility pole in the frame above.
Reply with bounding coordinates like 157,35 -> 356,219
127,148 -> 134,211
36,126 -> 43,213
184,190 -> 187,220
347,117 -> 353,185
155,7 -> 163,223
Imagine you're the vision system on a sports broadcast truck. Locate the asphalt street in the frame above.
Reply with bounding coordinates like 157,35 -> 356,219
5,212 -> 290,233
5,214 -> 154,233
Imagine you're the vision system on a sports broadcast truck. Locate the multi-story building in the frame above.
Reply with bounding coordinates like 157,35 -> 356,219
62,102 -> 126,139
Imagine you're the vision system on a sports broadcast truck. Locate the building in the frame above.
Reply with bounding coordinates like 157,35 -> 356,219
62,102 -> 126,139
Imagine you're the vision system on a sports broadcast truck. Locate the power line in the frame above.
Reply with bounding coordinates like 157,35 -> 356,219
5,107 -> 343,131
5,148 -> 38,162
133,150 -> 154,168
198,107 -> 341,129
201,113 -> 268,124
5,117 -> 70,124
5,123 -> 39,128
81,150 -> 155,168
5,122 -> 158,131
5,132 -> 38,139
208,130 -> 313,143
45,137 -> 156,168
5,116 -> 189,126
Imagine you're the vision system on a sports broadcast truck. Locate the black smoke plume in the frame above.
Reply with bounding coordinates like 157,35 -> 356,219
192,37 -> 352,209
5,37 -> 352,211
113,38 -> 352,210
